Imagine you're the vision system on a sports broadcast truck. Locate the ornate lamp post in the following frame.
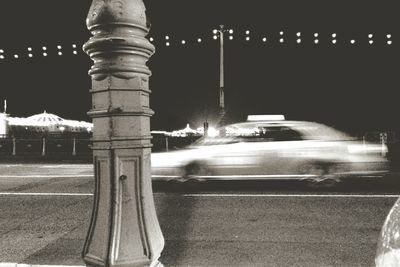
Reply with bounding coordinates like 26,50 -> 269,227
82,0 -> 164,266
213,25 -> 233,125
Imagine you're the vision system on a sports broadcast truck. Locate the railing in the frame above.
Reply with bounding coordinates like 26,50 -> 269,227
0,137 -> 92,161
0,135 -> 202,161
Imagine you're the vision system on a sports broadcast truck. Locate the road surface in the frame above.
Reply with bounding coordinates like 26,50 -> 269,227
0,163 -> 399,266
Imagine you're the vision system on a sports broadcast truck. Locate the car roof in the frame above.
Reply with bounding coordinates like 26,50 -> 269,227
224,120 -> 310,129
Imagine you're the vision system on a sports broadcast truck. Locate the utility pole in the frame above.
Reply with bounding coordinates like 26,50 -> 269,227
213,25 -> 233,125
82,0 -> 164,266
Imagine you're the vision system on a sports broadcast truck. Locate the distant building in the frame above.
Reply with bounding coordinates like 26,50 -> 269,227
0,111 -> 93,138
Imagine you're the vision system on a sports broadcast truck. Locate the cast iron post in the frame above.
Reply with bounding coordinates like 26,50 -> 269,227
82,0 -> 164,266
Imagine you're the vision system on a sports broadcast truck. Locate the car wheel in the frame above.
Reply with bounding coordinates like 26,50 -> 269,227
184,162 -> 209,182
301,163 -> 340,188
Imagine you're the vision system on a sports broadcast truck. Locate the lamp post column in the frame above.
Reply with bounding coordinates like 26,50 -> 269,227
82,0 -> 164,266
219,26 -> 225,118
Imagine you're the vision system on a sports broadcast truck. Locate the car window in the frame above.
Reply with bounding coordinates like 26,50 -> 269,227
257,126 -> 303,141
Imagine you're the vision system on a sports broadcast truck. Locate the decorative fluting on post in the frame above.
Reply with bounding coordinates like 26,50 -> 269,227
82,0 -> 164,266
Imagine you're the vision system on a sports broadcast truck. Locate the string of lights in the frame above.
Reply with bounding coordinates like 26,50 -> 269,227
0,31 -> 395,60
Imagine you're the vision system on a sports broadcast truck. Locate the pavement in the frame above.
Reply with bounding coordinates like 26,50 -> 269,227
1,164 -> 400,266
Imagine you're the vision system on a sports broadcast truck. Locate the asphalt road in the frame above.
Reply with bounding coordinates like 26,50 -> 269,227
0,163 -> 399,266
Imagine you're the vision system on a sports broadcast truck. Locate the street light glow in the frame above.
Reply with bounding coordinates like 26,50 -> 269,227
246,36 -> 250,41
296,32 -> 301,37
72,44 -> 77,48
181,40 -> 186,44
229,29 -> 233,34
350,39 -> 356,44
297,39 -> 301,43
165,35 -> 169,40
387,40 -> 392,45
387,34 -> 392,38
229,36 -> 233,40
0,49 -> 4,53
0,55 -> 4,59
369,40 -> 374,44
213,29 -> 218,34
42,46 -> 47,50
58,51 -> 62,55
28,53 -> 33,58
166,42 -> 170,46
314,39 -> 319,44
43,52 -> 48,56
368,34 -> 373,38
280,31 -> 284,35
197,38 -> 202,43
14,54 -> 19,58
245,30 -> 250,35
28,47 -> 32,51
149,37 -> 154,42
314,33 -> 319,37
73,50 -> 78,54
332,39 -> 337,44
57,45 -> 62,49
332,33 -> 337,38
262,37 -> 267,42
279,38 -> 284,43
213,35 -> 218,40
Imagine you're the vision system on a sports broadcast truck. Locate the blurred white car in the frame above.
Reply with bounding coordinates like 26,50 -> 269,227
151,119 -> 389,186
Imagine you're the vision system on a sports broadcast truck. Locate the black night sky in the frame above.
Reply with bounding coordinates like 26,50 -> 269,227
0,0 -> 399,134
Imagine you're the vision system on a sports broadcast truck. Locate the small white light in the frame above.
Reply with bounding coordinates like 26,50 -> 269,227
369,40 -> 374,44
387,34 -> 392,38
229,36 -> 233,40
165,35 -> 169,40
57,45 -> 62,49
280,31 -> 284,35
197,38 -> 202,43
314,33 -> 319,37
387,40 -> 392,45
296,32 -> 301,37
229,29 -> 234,34
314,39 -> 319,44
58,51 -> 62,55
213,29 -> 218,34
181,40 -> 186,44
262,37 -> 267,42
28,53 -> 33,58
213,35 -> 218,40
245,30 -> 250,35
332,33 -> 337,38
279,38 -> 284,43
73,50 -> 78,54
14,54 -> 19,59
332,39 -> 337,44
166,42 -> 170,46
72,44 -> 77,48
43,52 -> 47,56
350,39 -> 355,44
27,47 -> 32,51
246,36 -> 250,41
0,55 -> 4,59
368,34 -> 373,38
297,39 -> 301,43
0,49 -> 4,53
42,46 -> 47,51
149,37 -> 154,42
